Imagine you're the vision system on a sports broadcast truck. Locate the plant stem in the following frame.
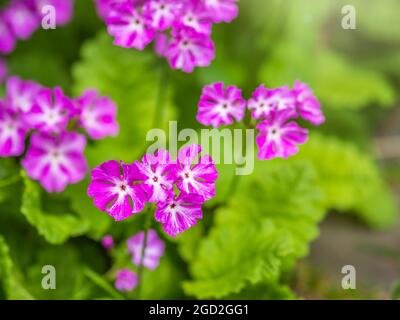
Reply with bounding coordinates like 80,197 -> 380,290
137,206 -> 152,299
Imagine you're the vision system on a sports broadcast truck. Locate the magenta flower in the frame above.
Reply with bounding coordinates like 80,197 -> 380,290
106,1 -> 156,50
154,32 -> 169,57
0,58 -> 7,83
256,109 -> 308,160
101,234 -> 114,250
293,80 -> 325,126
127,229 -> 165,270
0,16 -> 16,54
248,85 -> 296,120
175,1 -> 212,35
4,2 -> 39,40
155,192 -> 204,237
115,268 -> 138,292
144,0 -> 182,31
75,89 -> 119,140
202,0 -> 239,23
22,132 -> 88,192
27,87 -> 74,134
0,102 -> 27,157
133,149 -> 174,203
165,26 -> 215,73
172,144 -> 218,201
87,160 -> 146,221
196,82 -> 246,128
6,76 -> 41,113
34,0 -> 74,26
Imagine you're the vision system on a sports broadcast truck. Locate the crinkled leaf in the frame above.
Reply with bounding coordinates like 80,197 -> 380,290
20,171 -> 89,244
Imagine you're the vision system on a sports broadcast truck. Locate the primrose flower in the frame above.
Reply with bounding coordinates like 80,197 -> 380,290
115,269 -> 138,292
75,89 -> 119,140
106,1 -> 156,50
256,108 -> 308,160
34,0 -> 74,26
248,85 -> 296,120
4,1 -> 39,40
0,58 -> 7,83
127,229 -> 165,270
133,149 -> 174,203
0,102 -> 28,157
175,1 -> 212,35
144,0 -> 182,31
196,82 -> 246,128
165,26 -> 215,73
172,144 -> 218,201
87,160 -> 146,221
293,80 -> 325,126
0,16 -> 16,54
102,234 -> 114,250
6,76 -> 41,113
27,87 -> 74,134
202,0 -> 239,23
155,192 -> 204,237
154,32 -> 169,57
22,132 -> 88,192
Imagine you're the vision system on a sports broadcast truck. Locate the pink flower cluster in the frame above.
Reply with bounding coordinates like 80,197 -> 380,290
101,230 -> 165,292
0,76 -> 119,192
0,0 -> 74,55
95,0 -> 239,73
88,144 -> 218,237
196,81 -> 325,160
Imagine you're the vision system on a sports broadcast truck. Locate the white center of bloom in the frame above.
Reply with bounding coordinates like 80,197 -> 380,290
43,108 -> 63,125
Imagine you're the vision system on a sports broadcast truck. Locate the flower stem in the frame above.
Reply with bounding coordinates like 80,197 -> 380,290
137,206 -> 152,299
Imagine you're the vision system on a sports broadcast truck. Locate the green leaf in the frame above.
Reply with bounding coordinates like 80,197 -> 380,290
294,133 -> 396,228
0,235 -> 34,300
183,162 -> 324,299
20,171 -> 89,244
65,179 -> 112,240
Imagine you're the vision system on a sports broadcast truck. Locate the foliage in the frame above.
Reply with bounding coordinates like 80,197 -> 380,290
0,0 -> 398,300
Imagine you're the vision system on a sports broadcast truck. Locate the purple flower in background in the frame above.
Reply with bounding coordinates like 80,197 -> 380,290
155,192 -> 204,237
22,132 -> 88,192
248,84 -> 296,120
0,16 -> 16,54
202,0 -> 239,23
102,234 -> 114,250
34,0 -> 74,26
133,149 -> 174,203
293,80 -> 325,126
6,76 -> 41,113
0,58 -> 7,83
127,229 -> 165,270
115,269 -> 138,292
172,144 -> 218,201
154,32 -> 169,57
27,87 -> 74,134
4,1 -> 39,40
87,160 -> 146,221
95,0 -> 127,20
106,1 -> 156,50
144,0 -> 182,31
175,1 -> 212,35
196,82 -> 246,128
256,109 -> 308,160
0,102 -> 28,157
165,26 -> 214,73
75,89 -> 119,140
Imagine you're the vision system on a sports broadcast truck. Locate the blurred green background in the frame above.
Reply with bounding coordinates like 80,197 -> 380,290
0,0 -> 400,300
